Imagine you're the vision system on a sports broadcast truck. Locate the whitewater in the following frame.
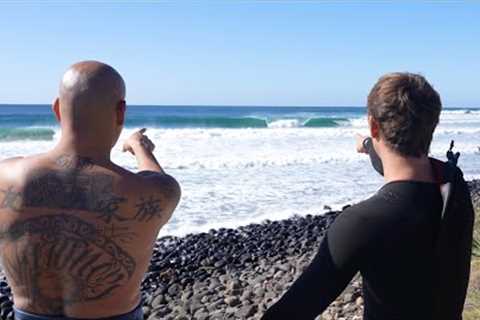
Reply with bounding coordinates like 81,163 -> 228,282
0,105 -> 478,236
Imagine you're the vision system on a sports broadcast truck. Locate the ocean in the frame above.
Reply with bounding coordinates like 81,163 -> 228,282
0,105 -> 479,236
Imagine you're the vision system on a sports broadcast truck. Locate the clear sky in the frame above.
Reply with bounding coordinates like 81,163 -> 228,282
0,1 -> 479,107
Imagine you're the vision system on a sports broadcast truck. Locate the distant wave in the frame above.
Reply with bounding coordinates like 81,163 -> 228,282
128,116 -> 268,128
127,116 -> 348,129
0,128 -> 55,141
303,117 -> 349,127
267,119 -> 301,128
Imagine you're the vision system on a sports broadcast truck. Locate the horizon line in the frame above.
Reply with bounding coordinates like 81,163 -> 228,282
0,103 -> 478,109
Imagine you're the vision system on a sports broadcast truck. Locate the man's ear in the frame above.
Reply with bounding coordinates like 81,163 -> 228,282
368,115 -> 380,140
52,98 -> 61,122
116,100 -> 126,126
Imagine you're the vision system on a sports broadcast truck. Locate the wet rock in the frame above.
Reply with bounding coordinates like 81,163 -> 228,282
236,304 -> 258,318
224,296 -> 241,307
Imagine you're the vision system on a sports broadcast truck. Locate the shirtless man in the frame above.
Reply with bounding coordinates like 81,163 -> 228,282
0,61 -> 180,319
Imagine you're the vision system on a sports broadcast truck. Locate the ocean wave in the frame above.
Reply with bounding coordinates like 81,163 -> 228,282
127,116 -> 347,129
267,119 -> 301,128
127,116 -> 269,128
0,128 -> 55,141
303,117 -> 348,127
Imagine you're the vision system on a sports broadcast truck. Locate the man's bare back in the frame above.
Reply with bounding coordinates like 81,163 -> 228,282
0,61 -> 180,318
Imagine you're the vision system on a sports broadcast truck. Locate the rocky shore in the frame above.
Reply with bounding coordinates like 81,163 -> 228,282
0,180 -> 479,320
139,210 -> 361,320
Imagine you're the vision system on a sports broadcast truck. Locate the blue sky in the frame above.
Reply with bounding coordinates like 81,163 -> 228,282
0,1 -> 479,107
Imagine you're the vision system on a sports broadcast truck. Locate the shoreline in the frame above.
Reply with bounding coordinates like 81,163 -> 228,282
0,180 -> 478,320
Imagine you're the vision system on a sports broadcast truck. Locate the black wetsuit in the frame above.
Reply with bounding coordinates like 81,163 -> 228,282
262,142 -> 474,320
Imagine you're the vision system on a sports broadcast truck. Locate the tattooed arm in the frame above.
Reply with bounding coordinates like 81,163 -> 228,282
123,129 -> 181,217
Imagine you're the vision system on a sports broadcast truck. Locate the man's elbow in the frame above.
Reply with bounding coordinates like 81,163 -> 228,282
166,175 -> 181,204
160,176 -> 181,223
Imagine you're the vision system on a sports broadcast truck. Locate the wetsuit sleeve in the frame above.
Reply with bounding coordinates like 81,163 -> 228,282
363,137 -> 384,176
262,209 -> 367,320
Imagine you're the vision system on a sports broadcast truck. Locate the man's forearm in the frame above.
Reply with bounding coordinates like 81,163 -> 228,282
131,144 -> 165,174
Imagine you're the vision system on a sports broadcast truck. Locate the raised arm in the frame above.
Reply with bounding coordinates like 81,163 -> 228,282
123,128 -> 181,221
123,128 -> 165,174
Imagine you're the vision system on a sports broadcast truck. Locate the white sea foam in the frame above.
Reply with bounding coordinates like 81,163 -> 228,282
267,119 -> 300,128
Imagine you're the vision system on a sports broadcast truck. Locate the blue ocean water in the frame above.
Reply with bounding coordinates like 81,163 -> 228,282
0,105 -> 367,141
0,104 -> 479,236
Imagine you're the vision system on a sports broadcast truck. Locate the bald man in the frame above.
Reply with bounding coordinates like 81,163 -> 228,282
0,61 -> 181,320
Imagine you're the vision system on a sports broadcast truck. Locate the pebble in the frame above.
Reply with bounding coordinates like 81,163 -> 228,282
224,296 -> 241,307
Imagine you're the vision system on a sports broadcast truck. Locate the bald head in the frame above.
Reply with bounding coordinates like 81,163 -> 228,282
55,61 -> 126,148
60,61 -> 125,111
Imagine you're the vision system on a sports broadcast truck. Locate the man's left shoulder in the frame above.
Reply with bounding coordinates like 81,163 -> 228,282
0,157 -> 24,180
0,156 -> 24,166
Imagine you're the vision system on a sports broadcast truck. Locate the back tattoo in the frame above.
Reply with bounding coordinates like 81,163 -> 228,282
0,155 -> 166,313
